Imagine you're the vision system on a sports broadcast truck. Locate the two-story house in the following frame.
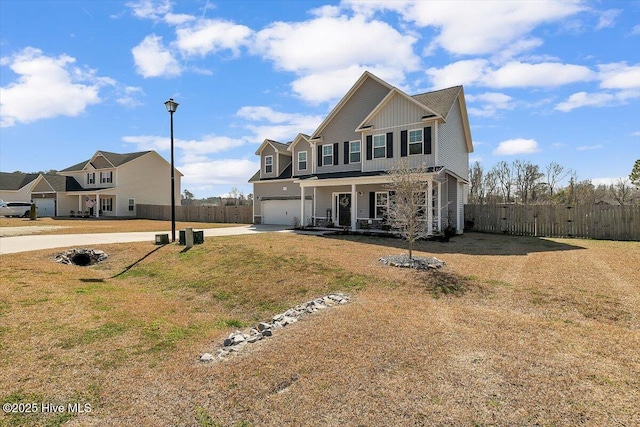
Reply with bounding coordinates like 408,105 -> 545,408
0,150 -> 182,217
250,72 -> 473,234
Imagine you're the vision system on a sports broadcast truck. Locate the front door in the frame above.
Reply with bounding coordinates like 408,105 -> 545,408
337,193 -> 351,227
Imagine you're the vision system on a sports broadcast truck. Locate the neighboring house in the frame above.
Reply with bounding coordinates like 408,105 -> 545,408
0,150 -> 182,217
250,71 -> 473,234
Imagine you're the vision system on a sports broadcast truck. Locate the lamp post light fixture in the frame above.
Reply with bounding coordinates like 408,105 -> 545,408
164,98 -> 179,242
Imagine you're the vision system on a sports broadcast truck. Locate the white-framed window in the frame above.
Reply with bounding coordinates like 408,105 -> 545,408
298,151 -> 307,171
349,141 -> 361,163
128,198 -> 135,212
409,129 -> 423,155
373,134 -> 386,159
100,198 -> 113,212
375,192 -> 388,219
323,144 -> 333,166
100,171 -> 112,184
87,172 -> 95,184
265,155 -> 273,174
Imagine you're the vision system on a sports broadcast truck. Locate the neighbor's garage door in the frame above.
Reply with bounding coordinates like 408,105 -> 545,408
262,200 -> 312,225
34,198 -> 55,217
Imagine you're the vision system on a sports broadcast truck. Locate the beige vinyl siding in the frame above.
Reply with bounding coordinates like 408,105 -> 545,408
437,98 -> 469,180
32,179 -> 54,193
253,180 -> 300,216
362,126 -> 436,172
293,139 -> 311,176
314,186 -> 351,219
446,175 -> 458,230
261,145 -> 277,179
114,152 -> 181,216
316,78 -> 390,174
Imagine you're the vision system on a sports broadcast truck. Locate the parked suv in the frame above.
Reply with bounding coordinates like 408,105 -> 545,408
0,201 -> 35,217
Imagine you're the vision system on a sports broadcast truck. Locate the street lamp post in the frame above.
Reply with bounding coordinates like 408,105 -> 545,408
164,98 -> 179,242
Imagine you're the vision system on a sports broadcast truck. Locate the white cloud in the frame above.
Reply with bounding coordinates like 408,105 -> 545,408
122,134 -> 248,154
174,19 -> 252,57
631,25 -> 640,36
554,91 -> 638,112
131,34 -> 181,78
344,0 -> 584,56
0,47 -> 105,127
164,13 -> 195,25
252,14 -> 419,103
631,131 -> 640,137
115,86 -> 145,107
126,0 -> 171,20
427,60 -> 595,90
236,106 -> 323,142
576,144 -> 603,151
466,92 -> 515,117
179,158 -> 259,187
493,138 -> 540,155
595,9 -> 620,30
598,62 -> 640,90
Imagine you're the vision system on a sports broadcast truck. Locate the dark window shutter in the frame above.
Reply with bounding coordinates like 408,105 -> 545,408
366,135 -> 373,160
386,132 -> 393,158
333,143 -> 339,165
369,192 -> 375,219
400,130 -> 408,157
424,127 -> 432,155
343,141 -> 349,165
317,145 -> 322,167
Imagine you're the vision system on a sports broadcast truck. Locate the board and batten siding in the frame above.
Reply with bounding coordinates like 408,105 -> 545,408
316,77 -> 390,174
292,139 -> 311,177
437,98 -> 469,180
253,180 -> 301,216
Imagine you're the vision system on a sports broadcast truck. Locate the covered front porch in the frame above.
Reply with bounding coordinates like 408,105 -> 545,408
296,172 -> 449,235
58,190 -> 117,218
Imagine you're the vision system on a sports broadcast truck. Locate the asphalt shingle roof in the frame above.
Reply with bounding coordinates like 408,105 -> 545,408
0,172 -> 39,191
60,150 -> 151,172
412,86 -> 462,119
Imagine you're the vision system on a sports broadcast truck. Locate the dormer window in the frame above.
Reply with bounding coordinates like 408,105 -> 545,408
298,151 -> 307,171
87,172 -> 95,184
265,156 -> 273,174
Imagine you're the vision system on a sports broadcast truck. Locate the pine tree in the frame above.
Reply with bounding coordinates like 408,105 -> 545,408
630,159 -> 640,189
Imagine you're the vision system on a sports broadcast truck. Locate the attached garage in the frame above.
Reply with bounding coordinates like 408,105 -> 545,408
34,198 -> 55,217
261,199 -> 312,226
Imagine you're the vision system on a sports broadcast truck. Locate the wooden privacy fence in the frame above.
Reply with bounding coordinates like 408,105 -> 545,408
137,204 -> 253,224
465,204 -> 640,241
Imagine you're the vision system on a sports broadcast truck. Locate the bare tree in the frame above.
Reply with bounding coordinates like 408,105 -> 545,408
468,161 -> 484,204
385,159 -> 431,259
545,161 -> 570,198
513,160 -> 543,204
483,170 -> 499,204
610,178 -> 632,205
492,161 -> 514,203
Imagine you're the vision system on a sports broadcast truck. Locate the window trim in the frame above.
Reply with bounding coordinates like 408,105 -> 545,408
298,151 -> 307,171
373,134 -> 386,159
100,197 -> 113,212
408,129 -> 423,156
264,155 -> 273,174
349,140 -> 361,163
87,172 -> 95,184
322,144 -> 333,166
375,191 -> 388,219
128,198 -> 135,212
100,171 -> 112,184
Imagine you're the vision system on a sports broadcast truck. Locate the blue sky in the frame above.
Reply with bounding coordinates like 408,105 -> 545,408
1,0 -> 639,198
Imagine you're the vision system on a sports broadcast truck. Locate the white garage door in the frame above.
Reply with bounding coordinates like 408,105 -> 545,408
35,198 -> 55,217
262,200 -> 312,226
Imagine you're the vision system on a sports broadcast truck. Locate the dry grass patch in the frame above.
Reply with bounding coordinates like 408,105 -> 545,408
0,232 -> 638,426
0,217 -> 246,235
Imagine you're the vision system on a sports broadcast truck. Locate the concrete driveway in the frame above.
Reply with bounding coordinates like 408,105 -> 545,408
0,224 -> 291,255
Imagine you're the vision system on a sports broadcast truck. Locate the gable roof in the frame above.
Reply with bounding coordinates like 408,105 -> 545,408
412,86 -> 462,120
310,71 -> 393,141
254,139 -> 291,156
248,162 -> 293,183
41,174 -> 84,192
0,172 -> 40,191
287,133 -> 311,151
60,150 -> 152,172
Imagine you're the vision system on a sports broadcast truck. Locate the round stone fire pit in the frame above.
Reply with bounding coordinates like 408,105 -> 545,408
55,248 -> 108,266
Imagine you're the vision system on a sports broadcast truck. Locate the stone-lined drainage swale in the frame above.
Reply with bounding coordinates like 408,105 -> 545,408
55,248 -> 108,266
379,254 -> 445,270
199,293 -> 350,362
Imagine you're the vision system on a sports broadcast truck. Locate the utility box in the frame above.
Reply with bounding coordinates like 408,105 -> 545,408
155,234 -> 169,245
179,230 -> 204,245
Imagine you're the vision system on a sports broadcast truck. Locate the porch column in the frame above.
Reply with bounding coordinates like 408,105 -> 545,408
427,180 -> 433,235
313,187 -> 317,226
95,194 -> 100,218
437,182 -> 442,232
300,186 -> 306,227
78,196 -> 82,213
351,184 -> 357,231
